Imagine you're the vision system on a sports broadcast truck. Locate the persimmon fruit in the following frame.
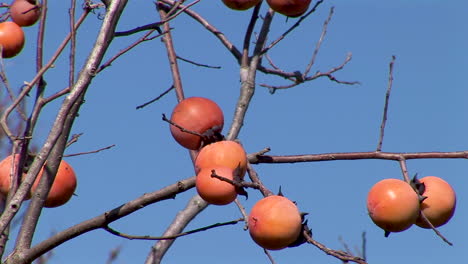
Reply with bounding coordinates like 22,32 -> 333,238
196,166 -> 237,205
0,154 -> 30,198
266,0 -> 312,17
10,0 -> 41,27
195,140 -> 247,177
0,155 -> 77,207
415,176 -> 456,228
248,195 -> 302,250
31,159 -> 77,208
169,97 -> 224,150
0,21 -> 25,58
367,178 -> 420,233
222,0 -> 262,10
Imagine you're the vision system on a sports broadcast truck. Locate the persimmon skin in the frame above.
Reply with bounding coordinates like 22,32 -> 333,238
415,176 -> 456,228
170,97 -> 224,150
10,0 -> 41,27
32,159 -> 77,208
0,21 -> 25,58
266,0 -> 312,17
0,154 -> 30,198
222,0 -> 262,10
367,179 -> 420,233
248,195 -> 302,250
196,167 -> 237,205
195,140 -> 247,177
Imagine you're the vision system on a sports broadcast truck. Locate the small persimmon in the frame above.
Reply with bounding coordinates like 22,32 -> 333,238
222,0 -> 262,10
169,97 -> 224,150
266,0 -> 312,17
0,154 -> 30,198
367,178 -> 420,233
196,166 -> 237,205
415,176 -> 456,228
10,0 -> 41,27
248,195 -> 302,250
195,140 -> 247,177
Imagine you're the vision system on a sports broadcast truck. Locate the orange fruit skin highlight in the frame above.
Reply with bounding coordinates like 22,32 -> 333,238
10,0 -> 41,27
32,159 -> 77,208
0,21 -> 25,58
248,195 -> 302,250
266,0 -> 312,17
195,140 -> 247,177
196,166 -> 237,205
367,179 -> 420,233
415,176 -> 456,228
169,97 -> 224,150
222,0 -> 262,10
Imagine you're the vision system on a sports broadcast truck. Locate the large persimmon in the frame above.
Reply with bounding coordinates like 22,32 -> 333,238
222,0 -> 262,10
10,0 -> 41,27
0,21 -> 25,58
169,97 -> 224,150
248,195 -> 302,250
196,166 -> 237,205
31,159 -> 77,208
415,176 -> 456,228
195,140 -> 247,177
367,178 -> 420,233
266,0 -> 312,17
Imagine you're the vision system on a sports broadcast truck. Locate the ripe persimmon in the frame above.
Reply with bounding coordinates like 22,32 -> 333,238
31,159 -> 77,208
10,0 -> 41,27
0,155 -> 77,207
0,21 -> 25,58
367,178 -> 420,233
248,195 -> 302,250
0,154 -> 29,198
222,0 -> 262,10
415,176 -> 456,228
195,140 -> 247,177
196,166 -> 237,205
169,97 -> 224,150
266,0 -> 312,17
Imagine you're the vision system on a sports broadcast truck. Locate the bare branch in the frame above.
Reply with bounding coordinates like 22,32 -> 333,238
249,150 -> 468,164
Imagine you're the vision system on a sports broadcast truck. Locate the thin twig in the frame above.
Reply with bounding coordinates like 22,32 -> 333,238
304,231 -> 367,264
304,6 -> 334,77
261,0 -> 324,55
176,56 -> 221,69
104,218 -> 243,240
64,144 -> 116,157
377,56 -> 396,151
136,85 -> 174,109
263,249 -> 277,264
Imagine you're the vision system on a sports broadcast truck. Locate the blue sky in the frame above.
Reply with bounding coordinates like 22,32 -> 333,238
2,0 -> 468,263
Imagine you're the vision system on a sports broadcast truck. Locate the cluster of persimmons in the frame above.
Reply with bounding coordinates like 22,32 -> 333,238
168,96 -> 457,250
169,97 -> 304,250
0,0 -> 41,58
0,1 -> 77,209
367,176 -> 456,236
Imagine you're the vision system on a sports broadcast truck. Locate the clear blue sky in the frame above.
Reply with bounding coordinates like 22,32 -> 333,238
3,0 -> 467,263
